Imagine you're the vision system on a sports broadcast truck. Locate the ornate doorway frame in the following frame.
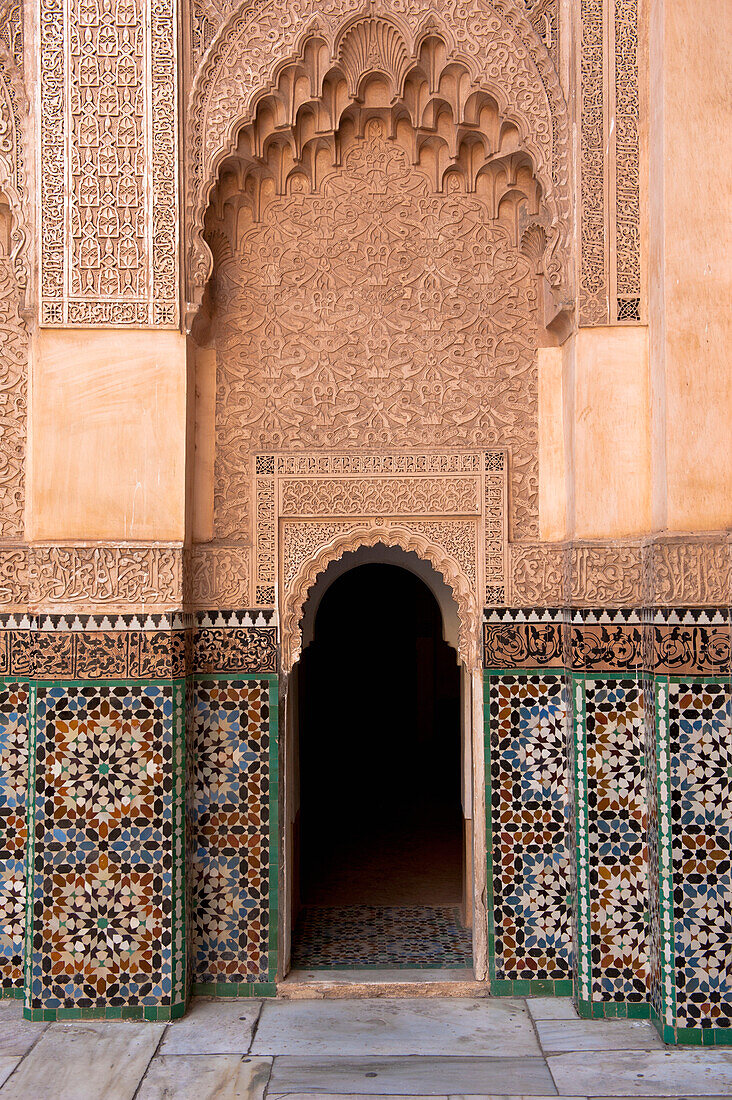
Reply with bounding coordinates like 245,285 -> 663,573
261,450 -> 505,980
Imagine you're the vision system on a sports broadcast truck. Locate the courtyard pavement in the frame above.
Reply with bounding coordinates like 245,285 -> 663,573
0,995 -> 731,1099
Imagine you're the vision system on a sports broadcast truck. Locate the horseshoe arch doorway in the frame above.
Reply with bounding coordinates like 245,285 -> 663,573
281,544 -> 478,977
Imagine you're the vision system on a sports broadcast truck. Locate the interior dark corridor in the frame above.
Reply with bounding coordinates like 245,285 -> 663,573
292,562 -> 472,969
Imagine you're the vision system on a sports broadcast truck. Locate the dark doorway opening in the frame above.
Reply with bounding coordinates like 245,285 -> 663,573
291,562 -> 472,969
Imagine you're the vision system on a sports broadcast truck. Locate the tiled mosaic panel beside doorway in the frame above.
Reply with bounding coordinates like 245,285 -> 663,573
485,672 -> 572,990
25,682 -> 186,1017
575,677 -> 648,1008
668,679 -> 732,1031
0,681 -> 29,994
191,675 -> 277,992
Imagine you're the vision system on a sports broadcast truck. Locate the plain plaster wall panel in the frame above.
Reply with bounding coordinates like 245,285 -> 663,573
538,347 -> 566,542
570,327 -> 651,540
28,329 -> 187,541
649,0 -> 732,532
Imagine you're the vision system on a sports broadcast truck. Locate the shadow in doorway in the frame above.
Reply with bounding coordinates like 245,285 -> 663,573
292,562 -> 472,970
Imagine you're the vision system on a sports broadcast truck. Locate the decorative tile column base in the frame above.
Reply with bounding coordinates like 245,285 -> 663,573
23,616 -> 188,1021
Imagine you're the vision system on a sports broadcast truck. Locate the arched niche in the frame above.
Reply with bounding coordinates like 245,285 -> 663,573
185,0 -> 572,325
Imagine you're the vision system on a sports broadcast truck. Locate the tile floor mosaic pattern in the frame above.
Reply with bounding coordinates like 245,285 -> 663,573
668,679 -> 732,1031
25,683 -> 186,1014
291,905 -> 473,969
0,681 -> 29,993
191,677 -> 277,985
582,678 -> 648,1004
485,673 -> 572,984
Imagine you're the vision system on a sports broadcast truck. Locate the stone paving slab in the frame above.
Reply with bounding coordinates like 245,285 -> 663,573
535,1020 -> 663,1052
254,999 -> 539,1056
138,1054 -> 272,1100
0,1056 -> 20,1089
267,1057 -> 557,1095
159,998 -> 263,1055
0,1000 -> 47,1056
0,1020 -> 165,1100
547,1051 -> 732,1096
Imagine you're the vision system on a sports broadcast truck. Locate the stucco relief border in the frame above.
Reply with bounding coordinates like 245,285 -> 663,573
185,0 -> 572,311
0,40 -> 31,295
280,522 -> 481,673
253,450 -> 508,613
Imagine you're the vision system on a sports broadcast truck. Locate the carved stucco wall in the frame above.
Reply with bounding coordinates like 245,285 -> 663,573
0,32 -> 29,550
186,0 -> 572,310
211,127 -> 540,549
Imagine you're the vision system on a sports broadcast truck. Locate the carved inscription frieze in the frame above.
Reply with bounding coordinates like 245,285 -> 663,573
647,539 -> 731,607
39,0 -> 178,325
30,546 -> 183,610
188,545 -> 250,609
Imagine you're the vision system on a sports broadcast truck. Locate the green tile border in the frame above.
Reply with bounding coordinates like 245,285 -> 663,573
576,998 -> 650,1019
491,978 -> 574,997
192,982 -> 277,998
0,987 -> 23,1000
23,1001 -> 187,1022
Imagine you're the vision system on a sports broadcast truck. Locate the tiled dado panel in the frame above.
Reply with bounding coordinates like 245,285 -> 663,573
648,610 -> 732,1043
569,612 -> 649,1018
22,617 -> 189,1021
0,677 -> 29,995
483,611 -> 571,994
27,681 -> 187,1019
190,613 -> 278,997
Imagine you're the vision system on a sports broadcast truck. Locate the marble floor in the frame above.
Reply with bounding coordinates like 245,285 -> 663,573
0,995 -> 731,1100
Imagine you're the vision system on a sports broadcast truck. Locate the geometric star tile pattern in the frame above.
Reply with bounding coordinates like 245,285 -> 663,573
0,681 -> 29,993
486,673 -> 571,984
191,677 -> 277,987
26,683 -> 186,1015
668,680 -> 732,1030
583,678 -> 648,1004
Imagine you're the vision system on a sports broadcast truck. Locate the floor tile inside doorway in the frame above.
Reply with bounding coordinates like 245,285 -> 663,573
291,905 -> 473,969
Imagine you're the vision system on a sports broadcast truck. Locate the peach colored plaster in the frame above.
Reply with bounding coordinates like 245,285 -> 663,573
649,0 -> 732,532
28,329 -> 187,541
567,327 -> 651,541
191,344 -> 216,544
538,347 -> 567,542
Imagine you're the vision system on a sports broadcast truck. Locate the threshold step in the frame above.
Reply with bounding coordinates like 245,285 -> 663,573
278,969 -> 488,999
